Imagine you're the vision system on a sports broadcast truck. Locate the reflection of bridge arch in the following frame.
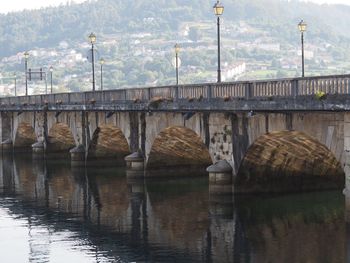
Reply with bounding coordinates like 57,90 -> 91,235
87,125 -> 130,163
146,126 -> 212,169
236,130 -> 344,193
13,122 -> 36,149
47,123 -> 75,153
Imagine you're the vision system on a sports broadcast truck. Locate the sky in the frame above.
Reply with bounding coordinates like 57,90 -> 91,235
0,0 -> 87,14
0,0 -> 349,14
302,0 -> 350,4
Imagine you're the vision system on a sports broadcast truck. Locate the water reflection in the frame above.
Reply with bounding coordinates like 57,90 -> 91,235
0,153 -> 347,263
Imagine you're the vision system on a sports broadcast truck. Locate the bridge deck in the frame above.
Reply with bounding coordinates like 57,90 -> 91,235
1,74 -> 350,112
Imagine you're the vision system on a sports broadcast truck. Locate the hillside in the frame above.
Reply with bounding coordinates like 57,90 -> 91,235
0,0 -> 350,93
1,0 -> 350,57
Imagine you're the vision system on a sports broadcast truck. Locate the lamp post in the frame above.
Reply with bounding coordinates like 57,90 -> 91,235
49,66 -> 53,94
24,51 -> 29,96
99,58 -> 105,91
213,0 -> 224,83
174,43 -> 180,85
14,73 -> 17,96
298,20 -> 307,78
88,32 -> 97,91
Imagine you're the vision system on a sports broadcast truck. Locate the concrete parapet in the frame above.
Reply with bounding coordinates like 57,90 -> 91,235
125,151 -> 144,170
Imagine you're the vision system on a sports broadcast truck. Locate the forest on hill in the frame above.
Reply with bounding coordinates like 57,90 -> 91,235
0,0 -> 350,92
0,0 -> 350,58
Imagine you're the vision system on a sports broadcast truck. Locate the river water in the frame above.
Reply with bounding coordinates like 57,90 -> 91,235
0,153 -> 347,263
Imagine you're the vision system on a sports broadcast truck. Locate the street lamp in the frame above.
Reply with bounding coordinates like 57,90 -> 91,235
174,43 -> 180,85
14,73 -> 17,96
88,32 -> 97,91
99,58 -> 105,91
49,66 -> 53,94
24,51 -> 29,96
298,20 -> 307,78
213,0 -> 224,83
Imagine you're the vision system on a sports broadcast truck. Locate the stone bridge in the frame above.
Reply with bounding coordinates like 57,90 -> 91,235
1,74 -> 350,192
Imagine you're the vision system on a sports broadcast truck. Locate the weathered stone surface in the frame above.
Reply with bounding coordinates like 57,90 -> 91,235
32,141 -> 44,148
1,138 -> 13,151
126,169 -> 145,179
147,126 -> 212,169
70,144 -> 85,153
209,184 -> 233,195
1,138 -> 12,145
88,125 -> 130,159
0,103 -> 347,194
125,151 -> 144,170
32,141 -> 45,153
125,151 -> 144,162
14,122 -> 36,148
236,130 -> 344,193
70,144 -> 86,163
207,160 -> 233,173
47,123 -> 75,152
209,172 -> 232,184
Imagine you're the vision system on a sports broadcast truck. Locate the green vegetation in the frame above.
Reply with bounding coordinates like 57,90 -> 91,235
1,0 -> 350,93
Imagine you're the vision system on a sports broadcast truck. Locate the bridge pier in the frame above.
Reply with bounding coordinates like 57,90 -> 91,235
344,113 -> 350,194
125,151 -> 144,171
126,169 -> 145,180
1,139 -> 13,152
70,145 -> 86,166
0,81 -> 346,195
207,160 -> 234,195
0,112 -> 13,152
32,141 -> 45,154
208,193 -> 235,263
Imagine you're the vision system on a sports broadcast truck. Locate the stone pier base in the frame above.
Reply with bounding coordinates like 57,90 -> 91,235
32,141 -> 45,154
126,172 -> 145,194
1,139 -> 13,152
209,193 -> 234,219
207,160 -> 234,195
70,144 -> 86,166
125,151 -> 144,171
126,169 -> 145,180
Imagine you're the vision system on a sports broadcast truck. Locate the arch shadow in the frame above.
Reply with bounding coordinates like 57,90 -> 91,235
146,126 -> 212,176
87,125 -> 130,166
14,122 -> 36,151
47,123 -> 75,154
236,130 -> 345,193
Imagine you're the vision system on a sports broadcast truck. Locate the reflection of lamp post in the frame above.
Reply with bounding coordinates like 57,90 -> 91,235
174,44 -> 180,85
24,51 -> 29,95
88,32 -> 96,91
298,20 -> 307,78
213,0 -> 224,83
99,58 -> 105,91
49,66 -> 53,94
14,73 -> 17,96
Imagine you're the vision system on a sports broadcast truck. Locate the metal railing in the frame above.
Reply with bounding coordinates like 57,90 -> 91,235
1,74 -> 349,106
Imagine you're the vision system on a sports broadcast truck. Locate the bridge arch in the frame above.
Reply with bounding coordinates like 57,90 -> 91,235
47,123 -> 75,153
236,130 -> 344,193
146,126 -> 212,170
13,122 -> 36,150
87,124 -> 130,164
